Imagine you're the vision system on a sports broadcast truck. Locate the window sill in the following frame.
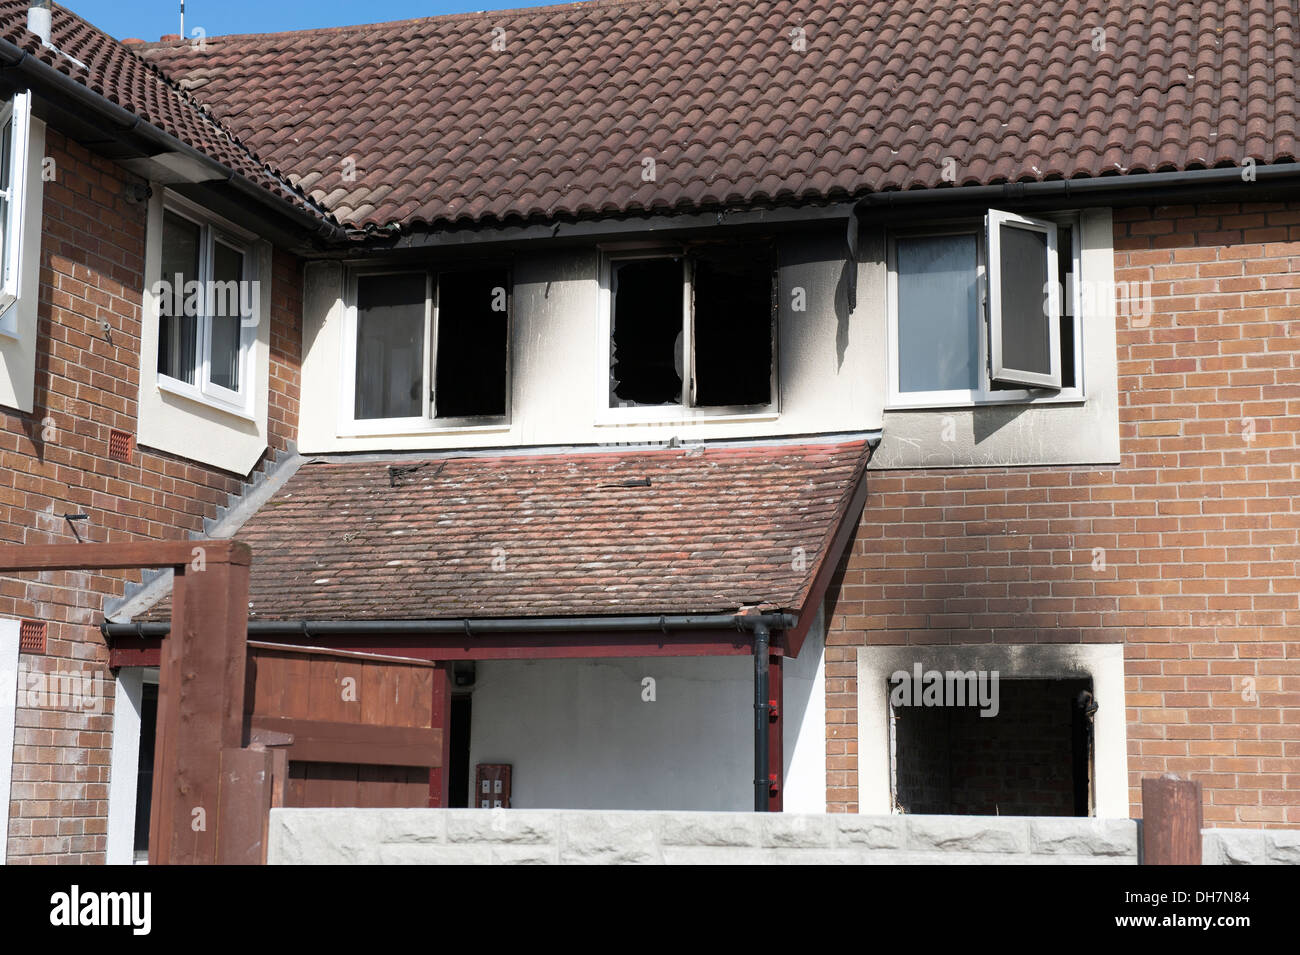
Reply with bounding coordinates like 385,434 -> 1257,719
156,375 -> 256,422
337,419 -> 512,439
886,390 -> 1085,412
594,406 -> 780,427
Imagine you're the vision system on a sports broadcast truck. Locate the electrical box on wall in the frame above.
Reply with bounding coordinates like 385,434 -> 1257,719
475,763 -> 511,808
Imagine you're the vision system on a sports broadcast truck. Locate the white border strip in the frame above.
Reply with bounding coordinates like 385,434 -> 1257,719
0,619 -> 19,864
857,643 -> 1128,817
105,668 -> 144,865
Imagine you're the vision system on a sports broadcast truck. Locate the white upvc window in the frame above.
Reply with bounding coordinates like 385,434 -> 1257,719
595,242 -> 778,424
887,210 -> 1083,409
154,196 -> 258,416
339,266 -> 511,436
0,91 -> 33,337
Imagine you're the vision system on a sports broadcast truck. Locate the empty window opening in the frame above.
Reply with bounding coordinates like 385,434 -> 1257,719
610,257 -> 683,406
354,271 -> 427,420
449,695 -> 472,808
691,245 -> 774,407
890,677 -> 1093,816
434,269 -> 509,419
133,679 -> 159,855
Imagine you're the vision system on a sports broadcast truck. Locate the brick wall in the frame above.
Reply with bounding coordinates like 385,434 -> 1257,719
1,129 -> 302,862
828,201 -> 1300,828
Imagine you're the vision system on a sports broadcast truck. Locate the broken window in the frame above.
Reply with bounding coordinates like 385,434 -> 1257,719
691,245 -> 774,407
609,257 -> 684,406
607,243 -> 775,410
890,677 -> 1093,816
434,268 -> 509,419
351,266 -> 510,424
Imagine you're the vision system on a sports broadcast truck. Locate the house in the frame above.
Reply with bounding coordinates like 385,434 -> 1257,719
0,0 -> 1297,864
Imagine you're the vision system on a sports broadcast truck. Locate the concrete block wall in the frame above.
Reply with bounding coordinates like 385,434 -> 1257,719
268,808 -> 1139,865
1202,827 -> 1300,864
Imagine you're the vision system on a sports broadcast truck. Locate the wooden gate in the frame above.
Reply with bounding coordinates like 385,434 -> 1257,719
244,642 -> 443,809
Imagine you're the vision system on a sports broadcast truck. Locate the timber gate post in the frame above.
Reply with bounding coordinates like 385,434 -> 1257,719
1141,775 -> 1204,865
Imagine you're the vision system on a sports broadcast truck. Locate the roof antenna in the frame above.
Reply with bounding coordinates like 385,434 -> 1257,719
179,1 -> 185,42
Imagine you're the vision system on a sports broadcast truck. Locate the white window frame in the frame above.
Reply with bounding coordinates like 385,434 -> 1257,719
338,266 -> 512,437
594,245 -> 780,425
154,194 -> 258,418
0,91 -> 33,338
886,212 -> 1084,410
987,209 -> 1061,389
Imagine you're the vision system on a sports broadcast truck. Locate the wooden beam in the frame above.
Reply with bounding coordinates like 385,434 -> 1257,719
250,716 -> 443,768
0,540 -> 250,572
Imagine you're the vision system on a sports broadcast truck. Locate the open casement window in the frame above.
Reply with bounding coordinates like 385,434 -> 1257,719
0,91 -> 32,335
156,204 -> 257,413
348,267 -> 510,428
606,242 -> 776,414
888,211 -> 1081,408
987,209 -> 1061,389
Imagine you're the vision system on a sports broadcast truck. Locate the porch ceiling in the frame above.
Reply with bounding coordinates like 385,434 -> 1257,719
134,436 -> 873,624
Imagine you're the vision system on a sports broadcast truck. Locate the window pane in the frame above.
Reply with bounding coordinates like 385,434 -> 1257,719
896,235 -> 979,393
434,269 -> 508,418
692,245 -> 773,407
998,223 -> 1051,376
209,241 -> 244,392
158,211 -> 200,385
355,272 -> 426,420
610,258 -> 683,406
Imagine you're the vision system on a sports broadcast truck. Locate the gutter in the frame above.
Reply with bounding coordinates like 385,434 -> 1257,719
0,36 -> 349,244
857,161 -> 1300,213
101,611 -> 796,640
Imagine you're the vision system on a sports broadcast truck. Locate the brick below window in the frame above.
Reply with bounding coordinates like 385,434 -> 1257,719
19,619 -> 46,653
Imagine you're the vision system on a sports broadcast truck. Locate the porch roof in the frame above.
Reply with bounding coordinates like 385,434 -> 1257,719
136,435 -> 873,624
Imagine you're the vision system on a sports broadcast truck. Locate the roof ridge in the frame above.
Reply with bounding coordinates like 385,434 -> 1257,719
135,0 -> 710,45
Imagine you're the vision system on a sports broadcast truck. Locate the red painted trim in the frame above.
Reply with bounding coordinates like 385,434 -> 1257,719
768,647 -> 783,812
786,446 -> 874,657
109,629 -> 756,668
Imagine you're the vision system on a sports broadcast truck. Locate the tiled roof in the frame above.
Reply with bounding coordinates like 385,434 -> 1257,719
0,2 -> 331,223
137,0 -> 1299,234
140,438 -> 872,621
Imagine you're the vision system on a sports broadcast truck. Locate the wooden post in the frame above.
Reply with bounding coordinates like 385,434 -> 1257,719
428,663 -> 452,807
0,541 -> 257,866
1142,775 -> 1203,865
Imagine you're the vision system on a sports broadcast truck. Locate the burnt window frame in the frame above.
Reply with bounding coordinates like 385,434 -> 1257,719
886,211 -> 1085,410
341,263 -> 512,435
597,241 -> 779,423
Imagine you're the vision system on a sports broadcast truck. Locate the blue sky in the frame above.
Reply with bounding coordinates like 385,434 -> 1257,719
66,1 -> 562,40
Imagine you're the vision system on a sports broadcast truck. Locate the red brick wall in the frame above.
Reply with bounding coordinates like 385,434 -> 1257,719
1,130 -> 302,862
827,201 -> 1300,827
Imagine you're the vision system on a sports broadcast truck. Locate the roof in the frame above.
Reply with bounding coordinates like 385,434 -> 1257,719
135,0 -> 1300,234
0,2 -> 330,223
138,438 -> 872,621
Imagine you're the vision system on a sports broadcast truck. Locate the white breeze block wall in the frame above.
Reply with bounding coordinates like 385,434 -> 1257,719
1202,829 -> 1300,865
268,809 -> 1139,865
